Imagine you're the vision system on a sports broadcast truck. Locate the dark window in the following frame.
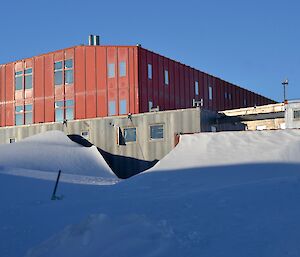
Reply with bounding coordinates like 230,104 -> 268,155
124,128 -> 137,142
108,63 -> 115,78
294,110 -> 300,120
150,124 -> 164,140
119,99 -> 127,115
108,100 -> 116,116
15,71 -> 23,90
119,61 -> 126,77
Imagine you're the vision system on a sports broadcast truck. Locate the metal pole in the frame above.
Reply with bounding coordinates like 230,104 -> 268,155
51,170 -> 62,200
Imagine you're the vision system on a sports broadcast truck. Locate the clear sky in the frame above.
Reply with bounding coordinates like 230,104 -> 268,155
0,0 -> 299,102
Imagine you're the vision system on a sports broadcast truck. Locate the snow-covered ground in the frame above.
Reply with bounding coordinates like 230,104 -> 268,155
1,129 -> 300,257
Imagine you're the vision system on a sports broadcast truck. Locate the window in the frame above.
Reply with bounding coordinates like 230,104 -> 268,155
150,124 -> 164,140
228,93 -> 232,101
65,59 -> 73,84
15,105 -> 24,125
149,101 -> 153,112
108,100 -> 116,116
25,104 -> 33,124
243,98 -> 247,106
15,71 -> 23,90
294,110 -> 300,120
9,138 -> 16,143
81,131 -> 89,138
55,100 -> 74,122
195,81 -> 199,95
55,101 -> 64,122
24,68 -> 33,89
65,100 -> 74,120
148,64 -> 152,79
108,63 -> 115,78
164,70 -> 169,85
54,61 -> 63,85
119,61 -> 126,77
124,127 -> 137,142
209,86 -> 213,100
224,92 -> 228,99
119,99 -> 127,115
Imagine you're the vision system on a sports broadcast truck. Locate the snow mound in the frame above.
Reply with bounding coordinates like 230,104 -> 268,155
0,131 -> 117,182
149,129 -> 300,172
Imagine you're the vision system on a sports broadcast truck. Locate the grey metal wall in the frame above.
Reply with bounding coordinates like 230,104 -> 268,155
0,108 -> 217,177
285,101 -> 300,129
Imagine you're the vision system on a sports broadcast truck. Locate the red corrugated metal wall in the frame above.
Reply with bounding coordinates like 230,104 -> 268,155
137,47 -> 275,112
0,46 -> 139,127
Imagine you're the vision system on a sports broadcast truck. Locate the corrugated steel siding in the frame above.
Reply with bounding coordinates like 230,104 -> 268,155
137,47 -> 275,113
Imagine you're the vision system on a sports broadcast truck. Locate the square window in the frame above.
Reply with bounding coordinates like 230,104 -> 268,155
150,124 -> 164,140
195,81 -> 199,95
148,64 -> 152,79
54,61 -> 63,70
24,68 -> 32,74
119,61 -> 126,77
15,106 -> 24,113
65,59 -> 73,69
25,104 -> 32,111
124,127 -> 137,142
108,100 -> 116,116
66,100 -> 74,107
164,70 -> 169,85
108,63 -> 115,78
119,99 -> 127,115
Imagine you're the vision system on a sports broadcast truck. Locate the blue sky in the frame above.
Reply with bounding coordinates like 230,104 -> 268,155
0,0 -> 299,102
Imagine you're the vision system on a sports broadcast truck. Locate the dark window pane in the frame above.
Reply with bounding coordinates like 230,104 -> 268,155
66,107 -> 74,120
15,113 -> 24,125
25,75 -> 32,89
25,68 -> 32,74
54,61 -> 63,70
25,104 -> 32,111
55,109 -> 64,122
108,63 -> 115,78
119,99 -> 127,114
55,101 -> 64,108
150,125 -> 164,139
66,100 -> 74,107
25,112 -> 32,124
124,128 -> 136,142
15,76 -> 23,90
65,59 -> 73,69
65,70 -> 73,84
15,71 -> 23,76
119,61 -> 126,77
294,110 -> 300,119
108,100 -> 116,116
55,71 -> 63,85
15,106 -> 24,112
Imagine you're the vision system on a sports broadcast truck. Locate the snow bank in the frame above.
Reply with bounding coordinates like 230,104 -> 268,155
150,129 -> 300,172
0,131 -> 117,183
3,129 -> 300,257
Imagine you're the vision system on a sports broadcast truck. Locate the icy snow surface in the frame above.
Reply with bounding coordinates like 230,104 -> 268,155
1,129 -> 300,257
0,130 -> 118,185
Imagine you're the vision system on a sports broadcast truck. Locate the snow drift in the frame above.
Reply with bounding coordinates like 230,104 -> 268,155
0,130 -> 117,184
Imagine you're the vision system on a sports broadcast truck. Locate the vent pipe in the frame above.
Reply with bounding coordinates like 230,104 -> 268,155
88,35 -> 100,46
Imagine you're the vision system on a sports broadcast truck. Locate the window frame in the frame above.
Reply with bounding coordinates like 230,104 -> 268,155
148,63 -> 152,79
108,63 -> 115,78
293,109 -> 300,120
208,86 -> 213,100
164,70 -> 169,85
119,61 -> 126,77
123,127 -> 137,143
149,124 -> 164,141
195,81 -> 199,96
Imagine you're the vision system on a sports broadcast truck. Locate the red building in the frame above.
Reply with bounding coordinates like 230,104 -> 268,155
0,43 -> 275,127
